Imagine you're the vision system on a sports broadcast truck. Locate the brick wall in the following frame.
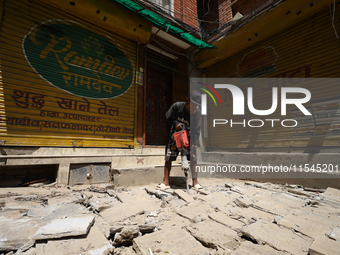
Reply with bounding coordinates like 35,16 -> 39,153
231,0 -> 269,17
198,0 -> 233,31
219,0 -> 233,25
174,0 -> 198,28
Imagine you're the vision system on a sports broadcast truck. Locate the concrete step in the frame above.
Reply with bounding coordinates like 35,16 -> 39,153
112,164 -> 186,187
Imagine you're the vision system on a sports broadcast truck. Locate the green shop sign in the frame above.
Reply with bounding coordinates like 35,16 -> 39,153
23,20 -> 134,99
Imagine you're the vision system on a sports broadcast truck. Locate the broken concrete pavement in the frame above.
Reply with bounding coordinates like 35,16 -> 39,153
0,179 -> 339,254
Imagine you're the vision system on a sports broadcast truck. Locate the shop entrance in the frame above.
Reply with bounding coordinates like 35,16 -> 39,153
145,62 -> 173,145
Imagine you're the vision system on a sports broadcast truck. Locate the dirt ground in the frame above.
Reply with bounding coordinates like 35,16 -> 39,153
0,178 -> 340,255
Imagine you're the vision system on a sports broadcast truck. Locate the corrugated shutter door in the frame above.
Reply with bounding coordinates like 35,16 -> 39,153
205,6 -> 340,150
0,0 -> 137,147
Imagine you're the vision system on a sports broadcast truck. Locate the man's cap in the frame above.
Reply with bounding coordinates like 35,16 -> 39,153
188,90 -> 201,105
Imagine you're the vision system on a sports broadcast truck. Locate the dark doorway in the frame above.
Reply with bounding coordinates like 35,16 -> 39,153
145,62 -> 173,145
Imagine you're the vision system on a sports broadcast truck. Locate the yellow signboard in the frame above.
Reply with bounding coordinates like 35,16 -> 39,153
0,0 -> 138,147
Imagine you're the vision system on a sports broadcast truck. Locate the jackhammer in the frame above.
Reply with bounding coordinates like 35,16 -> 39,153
173,123 -> 196,194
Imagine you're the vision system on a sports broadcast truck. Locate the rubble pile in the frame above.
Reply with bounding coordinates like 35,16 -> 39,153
0,178 -> 339,255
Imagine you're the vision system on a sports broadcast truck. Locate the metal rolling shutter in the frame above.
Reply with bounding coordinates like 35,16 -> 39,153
205,6 -> 340,150
0,0 -> 137,147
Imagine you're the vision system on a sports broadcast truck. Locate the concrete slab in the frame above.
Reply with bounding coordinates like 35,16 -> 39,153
40,225 -> 112,255
241,220 -> 313,255
100,204 -> 145,225
168,196 -> 187,208
225,207 -> 275,224
28,203 -> 88,221
278,215 -> 336,239
322,187 -> 340,203
2,200 -> 44,214
89,198 -> 114,212
329,227 -> 340,242
145,188 -> 171,200
133,227 -> 210,255
191,187 -> 210,196
32,216 -> 95,240
116,187 -> 162,205
208,211 -> 244,231
100,188 -> 162,224
0,210 -> 21,220
231,241 -> 289,255
113,165 -> 183,187
286,188 -> 312,197
173,189 -> 195,203
15,239 -> 35,254
290,206 -> 340,223
0,217 -> 46,251
114,246 -> 136,255
253,192 -> 305,216
202,191 -> 235,209
234,197 -> 254,208
155,210 -> 191,231
175,201 -> 213,222
0,177 -> 339,255
309,236 -> 340,255
185,219 -> 239,250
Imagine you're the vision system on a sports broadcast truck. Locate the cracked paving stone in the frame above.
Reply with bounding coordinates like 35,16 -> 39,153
175,200 -> 213,222
1,199 -> 45,214
234,197 -> 254,208
185,219 -> 240,251
0,216 -> 47,252
253,193 -> 305,217
278,214 -> 337,239
231,241 -> 289,255
208,211 -> 244,231
290,206 -> 340,222
241,220 -> 313,255
38,224 -> 112,255
155,210 -> 190,230
1,179 -> 339,255
328,227 -> 340,242
32,216 -> 95,240
321,187 -> 340,204
224,206 -> 275,224
133,227 -> 210,255
89,198 -> 114,212
100,198 -> 161,225
28,203 -> 88,221
173,189 -> 195,203
309,236 -> 340,255
114,246 -> 137,255
203,192 -> 235,209
144,188 -> 171,200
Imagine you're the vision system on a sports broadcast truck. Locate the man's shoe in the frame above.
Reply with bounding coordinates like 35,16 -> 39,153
192,183 -> 203,191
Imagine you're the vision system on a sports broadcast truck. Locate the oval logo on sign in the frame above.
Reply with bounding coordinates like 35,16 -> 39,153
23,20 -> 134,99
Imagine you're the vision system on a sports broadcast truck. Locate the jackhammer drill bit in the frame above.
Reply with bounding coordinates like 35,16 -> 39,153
181,153 -> 190,194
